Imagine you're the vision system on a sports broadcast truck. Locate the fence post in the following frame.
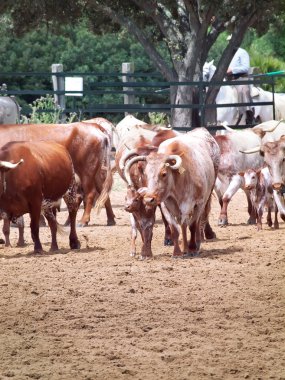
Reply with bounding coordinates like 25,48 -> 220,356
51,64 -> 66,115
122,62 -> 135,116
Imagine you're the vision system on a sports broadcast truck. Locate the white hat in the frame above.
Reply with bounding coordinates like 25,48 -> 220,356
227,34 -> 232,41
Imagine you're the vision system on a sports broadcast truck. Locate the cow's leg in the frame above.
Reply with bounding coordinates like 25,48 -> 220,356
181,223 -> 188,254
159,205 -> 173,246
129,214 -> 137,257
15,216 -> 25,247
44,208 -> 59,251
273,203 -> 279,229
186,220 -> 201,257
78,178 -> 97,227
218,174 -> 243,226
201,193 -> 216,240
3,219 -> 11,247
63,183 -> 80,250
95,175 -> 116,226
161,203 -> 182,257
266,205 -> 273,227
29,207 -> 43,253
256,207 -> 263,231
140,224 -> 153,260
104,197 -> 116,226
245,191 -> 257,225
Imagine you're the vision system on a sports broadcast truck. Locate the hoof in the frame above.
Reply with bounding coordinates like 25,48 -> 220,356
172,254 -> 184,259
164,238 -> 174,246
218,217 -> 228,226
0,238 -> 5,244
77,222 -> 88,227
139,255 -> 153,261
17,241 -> 26,247
205,231 -> 216,240
107,220 -> 116,226
70,240 -> 81,250
247,219 -> 256,225
183,252 -> 200,259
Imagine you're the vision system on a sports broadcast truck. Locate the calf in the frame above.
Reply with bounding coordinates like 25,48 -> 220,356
0,141 -> 80,253
239,167 -> 279,230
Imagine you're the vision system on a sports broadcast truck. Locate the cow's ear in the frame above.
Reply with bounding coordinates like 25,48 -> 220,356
238,171 -> 244,177
280,134 -> 285,142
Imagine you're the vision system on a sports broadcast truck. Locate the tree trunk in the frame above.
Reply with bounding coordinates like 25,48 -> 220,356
170,84 -> 200,130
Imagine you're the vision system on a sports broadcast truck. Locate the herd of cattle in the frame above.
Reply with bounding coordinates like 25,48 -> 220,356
0,115 -> 285,258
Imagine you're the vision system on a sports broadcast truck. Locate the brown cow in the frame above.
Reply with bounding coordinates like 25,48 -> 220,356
0,141 -> 80,252
0,120 -> 114,227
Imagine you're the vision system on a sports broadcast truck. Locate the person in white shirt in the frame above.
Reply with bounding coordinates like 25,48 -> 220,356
227,47 -> 250,78
226,35 -> 254,125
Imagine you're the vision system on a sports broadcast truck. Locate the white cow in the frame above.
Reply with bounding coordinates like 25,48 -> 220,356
214,128 -> 264,225
134,128 -> 220,257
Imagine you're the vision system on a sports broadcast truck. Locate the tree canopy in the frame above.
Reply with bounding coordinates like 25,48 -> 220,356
1,0 -> 285,127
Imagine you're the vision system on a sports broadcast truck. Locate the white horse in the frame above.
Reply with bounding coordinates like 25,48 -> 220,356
203,60 -> 285,125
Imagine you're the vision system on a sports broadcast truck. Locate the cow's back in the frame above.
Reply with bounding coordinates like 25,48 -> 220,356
0,141 -> 73,201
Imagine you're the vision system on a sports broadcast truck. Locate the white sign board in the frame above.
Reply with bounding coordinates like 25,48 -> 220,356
65,77 -> 83,96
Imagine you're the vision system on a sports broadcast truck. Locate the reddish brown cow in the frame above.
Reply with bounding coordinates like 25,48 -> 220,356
0,120 -> 114,227
0,141 -> 80,252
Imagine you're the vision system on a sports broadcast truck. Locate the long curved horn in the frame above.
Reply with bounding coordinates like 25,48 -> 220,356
0,158 -> 24,169
221,121 -> 235,132
119,149 -> 138,171
259,119 -> 284,133
239,147 -> 261,154
124,155 -> 147,186
165,155 -> 182,170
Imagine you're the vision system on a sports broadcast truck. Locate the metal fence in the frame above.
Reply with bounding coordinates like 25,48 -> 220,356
0,69 -> 284,129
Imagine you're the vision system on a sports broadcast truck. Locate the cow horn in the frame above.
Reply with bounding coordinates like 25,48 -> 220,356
124,155 -> 146,186
259,119 -> 284,133
119,149 -> 138,171
221,122 -> 234,132
166,155 -> 182,170
239,147 -> 261,154
0,158 -> 24,169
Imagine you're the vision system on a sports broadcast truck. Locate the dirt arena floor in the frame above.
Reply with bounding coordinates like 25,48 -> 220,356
0,174 -> 284,380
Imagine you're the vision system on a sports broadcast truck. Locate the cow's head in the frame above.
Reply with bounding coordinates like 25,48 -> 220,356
240,135 -> 285,193
239,168 -> 261,191
124,185 -> 142,213
262,137 -> 285,192
141,152 -> 183,207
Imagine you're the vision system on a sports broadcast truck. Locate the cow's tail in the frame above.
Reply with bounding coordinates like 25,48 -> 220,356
94,136 -> 113,214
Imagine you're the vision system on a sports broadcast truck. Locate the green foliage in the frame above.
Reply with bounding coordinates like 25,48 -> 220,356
21,95 -> 78,124
148,112 -> 169,126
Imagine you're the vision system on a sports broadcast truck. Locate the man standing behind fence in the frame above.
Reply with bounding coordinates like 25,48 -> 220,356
226,35 -> 254,125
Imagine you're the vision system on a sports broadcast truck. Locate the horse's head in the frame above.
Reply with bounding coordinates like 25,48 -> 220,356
203,60 -> 216,81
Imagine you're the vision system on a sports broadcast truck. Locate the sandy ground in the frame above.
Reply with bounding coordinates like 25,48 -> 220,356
0,174 -> 284,380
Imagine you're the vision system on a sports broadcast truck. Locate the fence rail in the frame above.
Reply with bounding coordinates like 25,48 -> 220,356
0,69 -> 284,129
